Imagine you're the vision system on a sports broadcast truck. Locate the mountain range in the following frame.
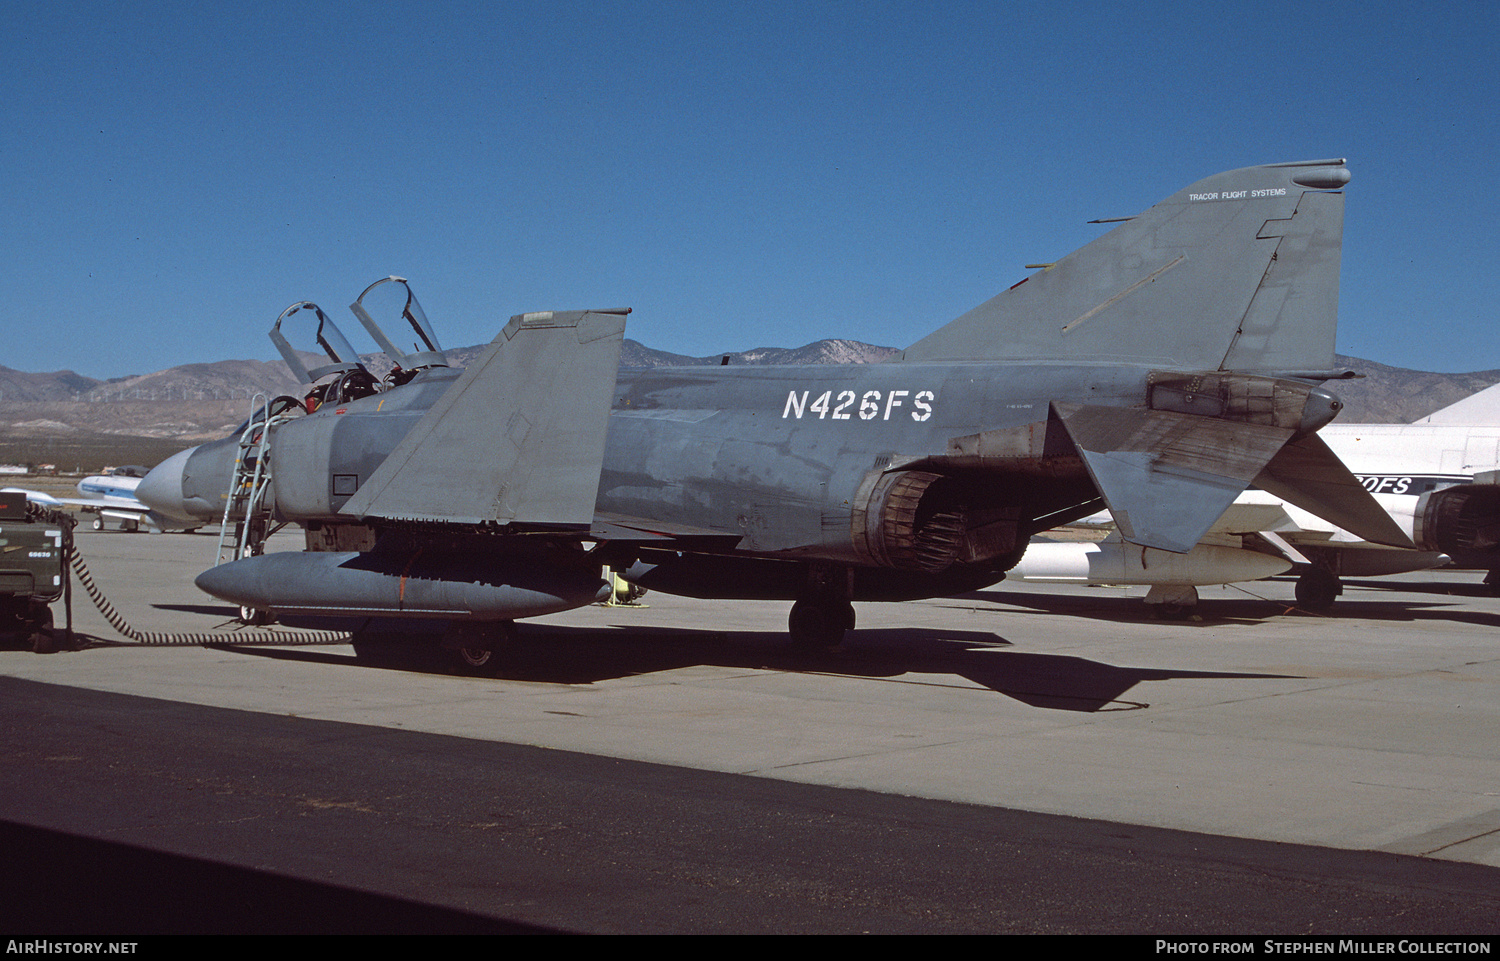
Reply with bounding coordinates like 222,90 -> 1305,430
1,340 -> 1496,452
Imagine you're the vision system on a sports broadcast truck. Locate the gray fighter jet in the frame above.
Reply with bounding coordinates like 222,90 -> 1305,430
138,160 -> 1409,667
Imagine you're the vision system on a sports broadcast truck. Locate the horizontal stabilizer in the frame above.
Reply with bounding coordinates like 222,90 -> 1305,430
1253,433 -> 1415,548
340,309 -> 629,527
1055,403 -> 1294,553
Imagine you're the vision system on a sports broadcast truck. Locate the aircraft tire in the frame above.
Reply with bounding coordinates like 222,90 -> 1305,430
456,647 -> 495,673
788,599 -> 852,650
92,517 -> 103,531
238,606 -> 274,626
448,621 -> 517,676
1295,569 -> 1341,612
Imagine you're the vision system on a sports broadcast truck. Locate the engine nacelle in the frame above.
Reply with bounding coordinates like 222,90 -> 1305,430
849,470 -> 1023,574
1413,484 -> 1500,557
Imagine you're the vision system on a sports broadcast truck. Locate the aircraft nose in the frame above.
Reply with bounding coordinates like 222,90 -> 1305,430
137,447 -> 198,524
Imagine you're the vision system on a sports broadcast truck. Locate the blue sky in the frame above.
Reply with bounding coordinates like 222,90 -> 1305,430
4,0 -> 1497,378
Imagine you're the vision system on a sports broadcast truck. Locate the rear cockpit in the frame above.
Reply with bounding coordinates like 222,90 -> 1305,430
349,276 -> 447,387
268,276 -> 449,413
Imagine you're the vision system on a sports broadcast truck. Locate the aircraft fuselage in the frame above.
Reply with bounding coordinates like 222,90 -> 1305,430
600,361 -> 1148,562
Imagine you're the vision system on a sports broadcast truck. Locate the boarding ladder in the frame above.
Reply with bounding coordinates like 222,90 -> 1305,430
215,393 -> 293,567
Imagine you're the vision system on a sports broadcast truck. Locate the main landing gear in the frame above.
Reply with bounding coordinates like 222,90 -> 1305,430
450,623 -> 516,674
448,620 -> 520,675
789,597 -> 855,649
789,564 -> 855,650
1294,566 -> 1342,612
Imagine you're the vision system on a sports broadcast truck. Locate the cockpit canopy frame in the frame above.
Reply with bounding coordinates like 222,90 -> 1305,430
270,301 -> 364,385
348,276 -> 447,373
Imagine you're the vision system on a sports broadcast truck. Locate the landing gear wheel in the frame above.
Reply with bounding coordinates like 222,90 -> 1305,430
457,647 -> 493,669
1485,569 -> 1500,597
447,621 -> 517,676
1295,568 -> 1341,612
92,517 -> 103,531
238,605 -> 274,626
788,599 -> 853,650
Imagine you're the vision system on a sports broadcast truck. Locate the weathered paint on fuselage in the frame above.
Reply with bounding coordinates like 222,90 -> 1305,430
167,359 -> 1156,565
599,361 -> 1151,560
170,367 -> 463,522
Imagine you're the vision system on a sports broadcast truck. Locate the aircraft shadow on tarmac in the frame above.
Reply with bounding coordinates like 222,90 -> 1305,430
967,583 -> 1500,630
60,583 -> 1487,712
1339,577 -> 1499,600
191,620 -> 1296,714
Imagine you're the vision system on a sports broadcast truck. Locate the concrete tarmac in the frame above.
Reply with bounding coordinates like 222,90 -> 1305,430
4,528 -> 1500,932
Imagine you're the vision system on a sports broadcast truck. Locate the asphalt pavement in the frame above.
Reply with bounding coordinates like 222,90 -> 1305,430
3,529 -> 1498,934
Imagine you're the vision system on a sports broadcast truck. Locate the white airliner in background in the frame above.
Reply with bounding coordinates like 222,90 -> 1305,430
1010,383 -> 1500,613
4,466 -> 199,533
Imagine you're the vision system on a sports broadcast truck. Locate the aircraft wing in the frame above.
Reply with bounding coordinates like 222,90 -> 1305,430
2,487 -> 193,534
61,497 -> 150,514
340,309 -> 629,528
2,488 -> 144,513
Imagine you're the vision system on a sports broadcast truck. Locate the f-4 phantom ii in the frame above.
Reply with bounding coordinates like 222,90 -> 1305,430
138,159 -> 1410,667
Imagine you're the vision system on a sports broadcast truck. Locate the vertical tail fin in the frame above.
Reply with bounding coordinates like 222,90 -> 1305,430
900,160 -> 1350,373
1416,381 -> 1500,424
